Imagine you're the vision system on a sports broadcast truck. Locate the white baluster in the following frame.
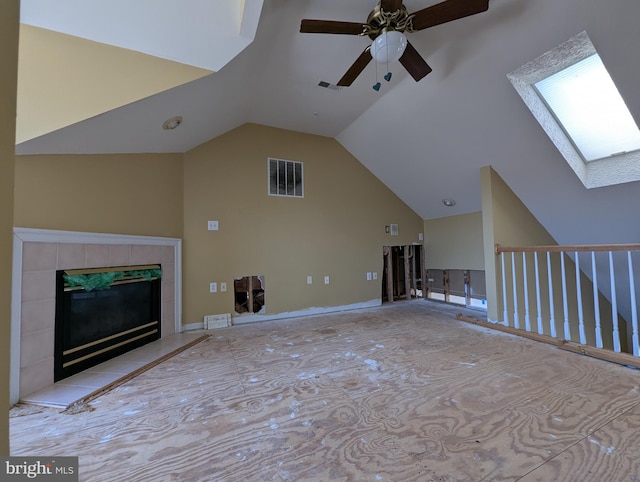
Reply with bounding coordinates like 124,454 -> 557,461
628,251 -> 638,357
501,252 -> 509,327
534,251 -> 543,334
575,252 -> 586,344
547,251 -> 556,338
560,252 -> 571,340
523,252 -> 530,332
609,251 -> 621,353
512,252 -> 519,329
592,251 -> 602,348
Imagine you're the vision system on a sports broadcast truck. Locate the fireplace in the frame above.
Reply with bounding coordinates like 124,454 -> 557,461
54,265 -> 162,381
11,228 -> 181,404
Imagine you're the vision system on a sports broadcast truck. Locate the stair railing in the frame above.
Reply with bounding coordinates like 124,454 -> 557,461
489,243 -> 640,366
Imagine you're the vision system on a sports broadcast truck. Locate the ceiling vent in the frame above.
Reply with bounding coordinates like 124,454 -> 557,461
318,81 -> 341,91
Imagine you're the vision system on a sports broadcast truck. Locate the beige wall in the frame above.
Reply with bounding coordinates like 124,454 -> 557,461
14,154 -> 184,237
480,166 -> 618,348
183,123 -> 423,323
424,212 -> 484,270
1,0 -> 19,455
17,25 -> 210,144
481,166 -> 557,322
13,125 -> 423,329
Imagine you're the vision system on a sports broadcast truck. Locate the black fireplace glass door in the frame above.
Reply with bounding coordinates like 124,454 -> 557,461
55,267 -> 161,382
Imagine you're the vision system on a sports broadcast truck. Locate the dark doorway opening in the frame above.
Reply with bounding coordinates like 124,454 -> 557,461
382,245 -> 425,303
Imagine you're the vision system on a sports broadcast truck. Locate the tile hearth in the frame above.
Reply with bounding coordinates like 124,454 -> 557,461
20,332 -> 205,407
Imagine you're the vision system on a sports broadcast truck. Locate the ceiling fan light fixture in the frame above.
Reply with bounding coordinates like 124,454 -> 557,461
370,30 -> 407,64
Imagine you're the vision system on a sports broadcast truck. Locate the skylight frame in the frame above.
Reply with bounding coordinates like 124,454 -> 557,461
533,54 -> 640,163
507,31 -> 640,189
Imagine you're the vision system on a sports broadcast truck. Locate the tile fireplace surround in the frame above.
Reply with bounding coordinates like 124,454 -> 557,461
11,228 -> 182,404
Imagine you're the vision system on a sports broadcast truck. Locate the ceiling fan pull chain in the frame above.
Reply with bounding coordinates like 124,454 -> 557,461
386,40 -> 390,75
384,52 -> 392,82
383,30 -> 392,82
373,57 -> 381,91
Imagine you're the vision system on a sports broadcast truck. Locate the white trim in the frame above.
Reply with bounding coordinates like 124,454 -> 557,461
10,235 -> 24,406
230,299 -> 382,325
182,322 -> 206,332
11,227 -> 182,404
183,299 -> 383,331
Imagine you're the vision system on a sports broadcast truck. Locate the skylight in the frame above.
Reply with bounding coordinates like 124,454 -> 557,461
508,31 -> 640,189
534,54 -> 640,162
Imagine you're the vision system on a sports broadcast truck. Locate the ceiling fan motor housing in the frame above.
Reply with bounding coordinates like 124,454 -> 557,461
365,4 -> 413,39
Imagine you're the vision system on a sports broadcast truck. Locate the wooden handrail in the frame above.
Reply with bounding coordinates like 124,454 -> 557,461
495,243 -> 640,255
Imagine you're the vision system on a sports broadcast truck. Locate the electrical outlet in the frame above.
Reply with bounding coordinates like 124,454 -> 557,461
207,220 -> 219,231
366,272 -> 372,280
209,282 -> 217,293
324,276 -> 330,285
220,282 -> 227,292
373,272 -> 378,280
307,276 -> 313,285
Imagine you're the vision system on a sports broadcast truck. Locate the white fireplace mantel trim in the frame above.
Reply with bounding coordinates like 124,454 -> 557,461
10,227 -> 183,404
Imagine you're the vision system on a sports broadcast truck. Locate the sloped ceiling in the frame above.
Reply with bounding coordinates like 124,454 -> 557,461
17,0 -> 263,143
15,0 -> 640,246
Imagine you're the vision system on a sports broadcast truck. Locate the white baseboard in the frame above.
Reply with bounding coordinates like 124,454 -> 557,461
183,299 -> 382,331
231,299 -> 382,325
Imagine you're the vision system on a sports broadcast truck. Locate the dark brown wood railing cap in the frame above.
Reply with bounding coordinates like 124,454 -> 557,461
495,243 -> 640,254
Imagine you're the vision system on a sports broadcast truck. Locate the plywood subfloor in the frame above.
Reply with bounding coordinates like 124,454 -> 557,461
10,301 -> 640,481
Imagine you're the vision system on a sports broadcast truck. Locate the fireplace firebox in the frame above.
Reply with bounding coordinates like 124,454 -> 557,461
54,265 -> 162,381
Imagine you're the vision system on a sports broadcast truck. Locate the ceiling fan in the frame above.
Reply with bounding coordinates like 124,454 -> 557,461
300,0 -> 489,87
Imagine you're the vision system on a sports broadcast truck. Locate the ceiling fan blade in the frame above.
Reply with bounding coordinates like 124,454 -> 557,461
337,48 -> 373,86
381,0 -> 404,12
399,41 -> 432,81
300,19 -> 366,35
410,0 -> 489,31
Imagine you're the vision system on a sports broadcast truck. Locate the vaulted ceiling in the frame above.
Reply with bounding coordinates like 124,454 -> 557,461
15,0 -> 640,245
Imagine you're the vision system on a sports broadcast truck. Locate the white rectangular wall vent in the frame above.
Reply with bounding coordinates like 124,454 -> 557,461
204,313 -> 231,329
268,158 -> 304,198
